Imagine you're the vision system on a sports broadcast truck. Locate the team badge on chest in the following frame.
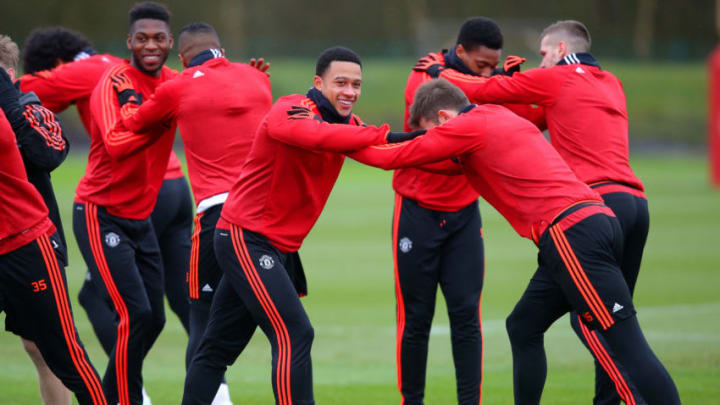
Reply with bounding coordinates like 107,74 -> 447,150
259,254 -> 275,270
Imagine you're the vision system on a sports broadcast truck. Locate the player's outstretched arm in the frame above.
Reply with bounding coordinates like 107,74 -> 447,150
349,116 -> 483,170
98,69 -> 169,159
266,102 -> 390,152
17,61 -> 101,113
119,79 -> 177,134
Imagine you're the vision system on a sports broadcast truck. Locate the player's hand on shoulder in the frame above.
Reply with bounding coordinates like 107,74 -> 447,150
413,51 -> 444,78
110,72 -> 142,107
249,57 -> 271,77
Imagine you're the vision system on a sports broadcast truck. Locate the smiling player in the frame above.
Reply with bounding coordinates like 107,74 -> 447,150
71,3 -> 179,405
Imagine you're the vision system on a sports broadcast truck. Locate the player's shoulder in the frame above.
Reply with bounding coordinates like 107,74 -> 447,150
228,61 -> 271,82
269,94 -> 313,116
275,93 -> 310,106
160,65 -> 180,79
349,114 -> 364,126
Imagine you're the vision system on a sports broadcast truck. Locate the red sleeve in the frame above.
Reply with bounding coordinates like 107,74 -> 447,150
444,68 -> 565,106
121,78 -> 179,133
266,99 -> 391,152
94,67 -> 164,159
417,159 -> 464,175
348,113 -> 485,170
18,62 -> 99,113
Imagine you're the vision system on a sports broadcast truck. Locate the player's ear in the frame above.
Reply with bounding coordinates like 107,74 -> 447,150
126,34 -> 132,51
438,109 -> 454,123
557,41 -> 569,58
168,35 -> 174,49
456,44 -> 466,59
313,75 -> 323,91
221,48 -> 226,56
5,67 -> 16,82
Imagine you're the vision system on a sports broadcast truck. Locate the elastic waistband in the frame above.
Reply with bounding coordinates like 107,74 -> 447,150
531,200 -> 613,244
589,181 -> 646,199
197,192 -> 229,213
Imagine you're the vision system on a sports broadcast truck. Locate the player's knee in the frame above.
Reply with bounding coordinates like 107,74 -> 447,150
448,310 -> 481,339
21,339 -> 48,369
77,280 -> 93,308
131,306 -> 155,328
506,311 -> 530,345
150,310 -> 166,335
294,323 -> 315,348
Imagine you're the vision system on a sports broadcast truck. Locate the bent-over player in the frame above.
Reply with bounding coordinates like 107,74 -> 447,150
415,20 -> 651,405
347,79 -> 681,405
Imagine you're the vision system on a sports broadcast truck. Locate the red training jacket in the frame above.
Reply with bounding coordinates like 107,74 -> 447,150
18,54 -> 184,180
0,110 -> 54,255
439,56 -> 643,191
396,51 -> 547,211
350,104 -> 602,241
75,62 -> 178,219
219,94 -> 390,252
118,57 -> 273,204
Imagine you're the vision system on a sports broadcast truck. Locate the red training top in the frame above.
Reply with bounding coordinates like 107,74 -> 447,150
396,51 -> 547,211
119,57 -> 272,204
18,54 -> 184,180
219,94 -> 390,252
350,104 -> 602,241
75,62 -> 178,219
438,54 -> 643,191
0,111 -> 54,255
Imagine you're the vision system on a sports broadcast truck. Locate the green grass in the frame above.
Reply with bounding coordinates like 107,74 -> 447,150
1,152 -> 718,404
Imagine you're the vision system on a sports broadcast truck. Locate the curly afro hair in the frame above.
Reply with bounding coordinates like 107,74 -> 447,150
22,27 -> 91,73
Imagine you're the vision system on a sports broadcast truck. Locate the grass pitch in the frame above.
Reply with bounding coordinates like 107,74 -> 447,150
0,152 -> 718,404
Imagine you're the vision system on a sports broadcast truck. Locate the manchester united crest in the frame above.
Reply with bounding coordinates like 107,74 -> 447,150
259,254 -> 275,270
399,237 -> 413,253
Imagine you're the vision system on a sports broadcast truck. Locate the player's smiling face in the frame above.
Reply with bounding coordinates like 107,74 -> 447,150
313,61 -> 362,117
127,18 -> 173,77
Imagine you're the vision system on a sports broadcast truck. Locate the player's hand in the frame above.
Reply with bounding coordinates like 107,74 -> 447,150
493,55 -> 526,76
386,129 -> 426,143
249,57 -> 271,77
110,72 -> 142,107
413,52 -> 444,78
0,67 -> 21,114
287,105 -> 322,121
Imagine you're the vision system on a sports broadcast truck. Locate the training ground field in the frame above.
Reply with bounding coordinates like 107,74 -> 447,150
0,152 -> 718,404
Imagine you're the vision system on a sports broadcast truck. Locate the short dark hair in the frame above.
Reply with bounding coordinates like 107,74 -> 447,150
456,17 -> 503,51
540,20 -> 591,53
129,2 -> 171,27
22,27 -> 92,73
315,46 -> 362,77
178,22 -> 218,38
409,79 -> 469,128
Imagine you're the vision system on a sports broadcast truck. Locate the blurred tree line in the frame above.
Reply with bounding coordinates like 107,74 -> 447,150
1,0 -> 715,61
